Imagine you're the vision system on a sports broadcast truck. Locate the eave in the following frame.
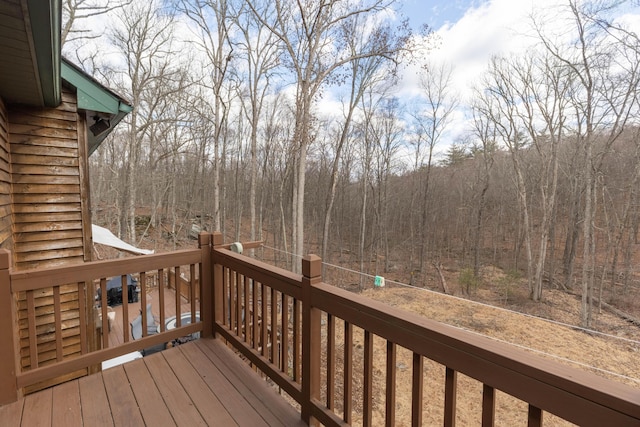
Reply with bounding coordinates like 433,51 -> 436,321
61,58 -> 133,155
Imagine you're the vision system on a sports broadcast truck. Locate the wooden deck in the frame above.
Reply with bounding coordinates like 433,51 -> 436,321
0,337 -> 305,427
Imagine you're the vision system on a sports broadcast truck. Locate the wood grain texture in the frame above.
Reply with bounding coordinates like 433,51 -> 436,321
7,88 -> 88,392
0,339 -> 306,426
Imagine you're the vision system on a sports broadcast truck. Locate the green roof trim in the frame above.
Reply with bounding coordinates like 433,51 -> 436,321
27,0 -> 62,107
61,60 -> 132,115
61,58 -> 133,155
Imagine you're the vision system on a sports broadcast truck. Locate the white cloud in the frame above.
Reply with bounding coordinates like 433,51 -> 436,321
402,0 -> 563,103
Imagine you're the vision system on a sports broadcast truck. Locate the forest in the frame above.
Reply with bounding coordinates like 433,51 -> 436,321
61,0 -> 640,329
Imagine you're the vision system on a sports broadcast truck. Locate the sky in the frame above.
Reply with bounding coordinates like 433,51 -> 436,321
396,0 -> 566,98
396,0 -> 640,97
379,0 -> 640,155
72,0 -> 640,158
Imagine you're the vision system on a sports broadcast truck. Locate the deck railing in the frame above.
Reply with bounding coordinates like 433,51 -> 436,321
1,231 -> 639,426
0,233 -> 212,403
210,232 -> 640,427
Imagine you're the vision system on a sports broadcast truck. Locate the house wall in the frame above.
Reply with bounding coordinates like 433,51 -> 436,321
8,87 -> 96,391
9,88 -> 92,270
0,97 -> 12,249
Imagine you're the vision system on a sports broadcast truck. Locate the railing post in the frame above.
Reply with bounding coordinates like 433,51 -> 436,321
212,232 -> 225,338
0,249 -> 19,404
199,232 -> 213,338
302,254 -> 322,426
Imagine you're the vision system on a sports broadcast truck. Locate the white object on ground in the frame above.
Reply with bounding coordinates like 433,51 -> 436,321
92,224 -> 154,255
101,351 -> 143,370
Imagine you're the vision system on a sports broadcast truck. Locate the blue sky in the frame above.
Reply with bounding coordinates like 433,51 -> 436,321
399,0 -> 476,29
383,0 -> 640,156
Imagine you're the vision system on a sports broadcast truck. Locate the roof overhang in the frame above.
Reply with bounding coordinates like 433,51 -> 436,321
0,2 -> 132,152
61,58 -> 133,155
0,0 -> 61,107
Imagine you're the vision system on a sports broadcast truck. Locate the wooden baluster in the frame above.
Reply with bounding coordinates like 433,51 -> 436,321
237,271 -> 242,333
281,294 -> 289,373
53,286 -> 63,361
363,330 -> 374,427
261,282 -> 268,357
27,290 -> 37,369
444,367 -> 458,427
175,266 -> 181,327
121,275 -> 129,342
528,405 -> 543,427
190,264 -> 196,322
140,272 -> 147,337
482,384 -> 495,427
293,298 -> 301,382
412,353 -> 423,427
78,282 -> 87,354
99,278 -> 109,348
270,288 -> 278,365
158,268 -> 166,330
326,313 -> 335,411
236,271 -> 242,336
252,279 -> 259,349
228,269 -> 233,330
386,341 -> 396,427
344,320 -> 353,424
243,274 -> 250,342
222,267 -> 229,327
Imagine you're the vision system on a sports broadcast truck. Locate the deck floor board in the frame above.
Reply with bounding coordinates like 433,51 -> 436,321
0,337 -> 304,426
102,364 -> 146,426
199,338 -> 306,427
162,343 -> 239,426
51,380 -> 82,427
143,350 -> 207,427
78,373 -> 113,426
122,358 -> 175,426
0,397 -> 24,427
178,340 -> 270,426
22,387 -> 52,426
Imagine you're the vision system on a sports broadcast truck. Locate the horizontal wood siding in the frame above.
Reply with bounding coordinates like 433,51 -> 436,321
8,88 -> 89,392
0,97 -> 12,248
9,89 -> 84,270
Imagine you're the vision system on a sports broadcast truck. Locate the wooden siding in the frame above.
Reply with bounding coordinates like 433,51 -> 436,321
0,96 -> 11,248
9,89 -> 86,270
0,0 -> 43,106
8,88 -> 95,392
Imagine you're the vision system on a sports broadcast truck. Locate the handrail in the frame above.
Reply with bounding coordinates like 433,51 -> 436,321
310,281 -> 640,426
0,231 -> 638,427
10,248 -> 202,292
209,233 -> 640,427
0,233 -> 213,403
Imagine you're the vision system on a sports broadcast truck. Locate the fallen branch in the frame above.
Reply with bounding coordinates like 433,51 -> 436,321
433,262 -> 450,295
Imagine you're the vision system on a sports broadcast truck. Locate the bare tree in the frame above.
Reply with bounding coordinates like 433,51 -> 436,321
233,1 -> 281,245
177,0 -> 235,231
469,97 -> 497,281
247,0 -> 402,272
534,0 -> 640,326
320,14 -> 398,272
412,62 -> 458,274
370,97 -> 403,273
62,0 -> 131,47
109,0 -> 178,242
